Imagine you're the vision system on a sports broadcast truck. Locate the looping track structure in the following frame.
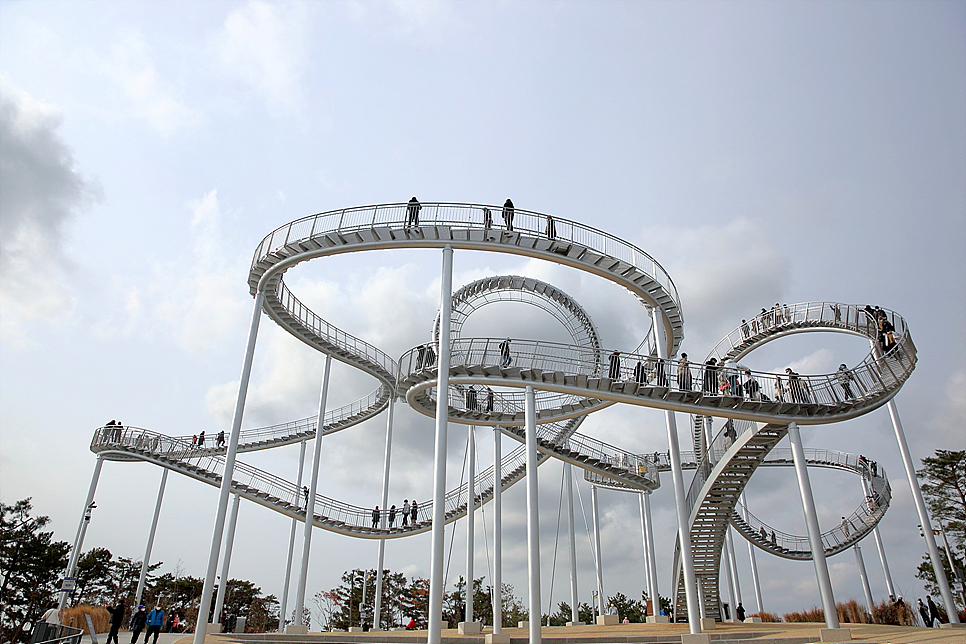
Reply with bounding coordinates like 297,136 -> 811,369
89,202 -> 916,623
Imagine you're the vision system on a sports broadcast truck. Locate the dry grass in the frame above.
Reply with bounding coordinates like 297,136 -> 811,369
62,606 -> 111,633
782,606 -> 824,623
749,611 -> 781,622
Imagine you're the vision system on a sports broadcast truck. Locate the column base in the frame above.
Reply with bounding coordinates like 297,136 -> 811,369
681,635 -> 711,644
565,621 -> 585,626
820,627 -> 851,642
485,634 -> 510,644
347,626 -> 363,632
516,621 -> 528,628
458,622 -> 481,635
940,623 -> 966,629
744,616 -> 762,623
699,617 -> 716,630
284,625 -> 307,635
595,615 -> 619,626
205,623 -> 222,635
646,615 -> 669,623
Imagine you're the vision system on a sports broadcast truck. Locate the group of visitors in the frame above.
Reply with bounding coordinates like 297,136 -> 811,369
414,344 -> 437,370
406,198 -> 534,236
864,305 -> 899,352
104,420 -> 124,441
380,499 -> 420,528
189,431 -> 224,448
464,385 -> 495,413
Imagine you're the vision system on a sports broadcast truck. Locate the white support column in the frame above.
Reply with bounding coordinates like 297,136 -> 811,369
727,529 -> 742,607
565,463 -> 579,624
638,494 -> 650,602
60,456 -> 104,609
722,532 -> 738,620
640,492 -> 660,617
493,426 -> 503,634
193,292 -> 264,644
428,245 -> 454,644
788,421 -> 839,629
885,397 -> 960,622
278,440 -> 307,632
292,354 -> 332,631
212,493 -> 241,624
524,385 -> 542,644
135,469 -> 168,607
591,485 -> 604,618
372,400 -> 395,631
741,495 -> 764,613
651,307 -> 701,633
861,476 -> 895,599
854,545 -> 875,617
464,424 -> 476,625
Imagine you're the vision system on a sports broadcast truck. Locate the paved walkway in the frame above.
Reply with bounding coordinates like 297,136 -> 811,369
163,622 -> 964,644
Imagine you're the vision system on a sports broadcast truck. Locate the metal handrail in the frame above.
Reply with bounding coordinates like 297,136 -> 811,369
252,202 -> 681,314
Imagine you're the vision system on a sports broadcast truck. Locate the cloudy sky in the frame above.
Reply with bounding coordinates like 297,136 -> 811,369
1,0 -> 964,622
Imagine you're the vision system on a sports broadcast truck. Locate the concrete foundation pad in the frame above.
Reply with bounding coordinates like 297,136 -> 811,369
681,634 -> 712,644
646,615 -> 670,623
565,621 -> 585,626
595,615 -> 619,626
744,616 -> 763,623
820,627 -> 852,642
516,621 -> 528,629
347,627 -> 363,633
457,622 -> 481,635
484,634 -> 510,644
700,617 -> 716,630
283,625 -> 307,635
940,623 -> 966,628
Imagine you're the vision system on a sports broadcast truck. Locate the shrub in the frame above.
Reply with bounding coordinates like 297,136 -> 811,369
62,606 -> 110,633
837,599 -> 871,624
750,611 -> 781,622
871,599 -> 915,626
783,606 -> 824,623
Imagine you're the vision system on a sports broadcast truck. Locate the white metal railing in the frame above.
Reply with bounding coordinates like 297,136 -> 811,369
252,202 -> 681,315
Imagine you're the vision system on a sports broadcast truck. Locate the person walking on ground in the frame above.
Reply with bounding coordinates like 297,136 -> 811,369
129,606 -> 147,644
388,504 -> 396,528
217,431 -> 225,447
106,602 -> 125,644
736,602 -> 746,622
402,500 -> 410,526
371,506 -> 380,529
926,595 -> 942,626
608,350 -> 621,380
145,605 -> 165,644
499,338 -> 512,368
406,197 -> 421,227
917,598 -> 930,627
502,199 -> 514,231
677,353 -> 692,390
410,500 -> 418,524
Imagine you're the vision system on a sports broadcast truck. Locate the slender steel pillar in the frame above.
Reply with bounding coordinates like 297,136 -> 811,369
493,426 -> 503,634
565,463 -> 579,623
861,476 -> 895,598
788,422 -> 839,629
278,440 -> 307,631
193,292 -> 264,644
727,529 -> 742,607
722,532 -> 738,620
135,469 -> 168,607
640,492 -> 660,617
651,307 -> 701,633
60,456 -> 104,609
464,424 -> 476,624
591,485 -> 604,617
372,400 -> 395,631
293,354 -> 332,628
885,397 -> 960,621
854,545 -> 875,617
524,385 -> 542,644
741,495 -> 764,613
639,494 -> 650,602
213,493 -> 241,622
428,245 -> 454,644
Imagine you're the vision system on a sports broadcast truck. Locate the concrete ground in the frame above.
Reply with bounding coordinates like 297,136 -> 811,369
162,621 -> 965,644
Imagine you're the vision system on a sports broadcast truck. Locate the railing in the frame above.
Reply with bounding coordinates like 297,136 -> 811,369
398,329 -> 913,414
252,202 -> 682,316
275,281 -> 397,381
683,417 -> 759,514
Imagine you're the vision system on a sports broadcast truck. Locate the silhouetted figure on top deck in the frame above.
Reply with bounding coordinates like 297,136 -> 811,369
485,386 -> 494,413
677,353 -> 692,390
608,351 -> 621,380
703,358 -> 718,393
502,199 -> 514,231
545,215 -> 556,239
483,207 -> 493,230
465,385 -> 477,412
406,197 -> 421,227
217,431 -> 225,447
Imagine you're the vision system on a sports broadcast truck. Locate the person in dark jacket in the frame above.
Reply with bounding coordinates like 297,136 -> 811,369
129,606 -> 147,644
105,602 -> 125,644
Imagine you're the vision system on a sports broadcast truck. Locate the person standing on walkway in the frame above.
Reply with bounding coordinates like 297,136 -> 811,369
741,320 -> 750,339
836,364 -> 854,399
145,605 -> 165,644
402,500 -> 410,526
502,199 -> 514,231
500,338 -> 512,368
926,595 -> 942,626
465,386 -> 477,412
703,358 -> 718,393
198,431 -> 205,447
545,215 -> 556,239
736,603 -> 746,622
217,431 -> 225,447
483,207 -> 493,230
677,353 -> 692,390
406,197 -> 421,227
105,602 -> 125,644
129,606 -> 147,644
302,486 -> 309,508
609,351 -> 621,380
410,500 -> 418,524
485,386 -> 494,413
388,504 -> 397,528
371,506 -> 380,529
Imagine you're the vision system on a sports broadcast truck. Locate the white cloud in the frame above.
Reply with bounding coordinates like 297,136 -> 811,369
213,1 -> 308,116
0,82 -> 101,343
